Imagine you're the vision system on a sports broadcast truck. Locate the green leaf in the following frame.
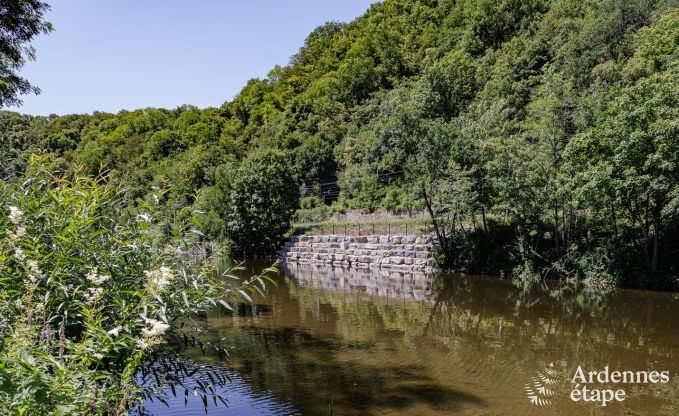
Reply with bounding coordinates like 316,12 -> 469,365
217,299 -> 233,311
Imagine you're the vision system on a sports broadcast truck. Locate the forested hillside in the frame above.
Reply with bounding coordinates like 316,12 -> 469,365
1,0 -> 678,288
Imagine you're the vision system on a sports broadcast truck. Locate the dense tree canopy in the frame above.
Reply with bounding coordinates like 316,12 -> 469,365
1,0 -> 677,287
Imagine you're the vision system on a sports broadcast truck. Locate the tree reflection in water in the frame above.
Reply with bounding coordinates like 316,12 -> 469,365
177,261 -> 679,415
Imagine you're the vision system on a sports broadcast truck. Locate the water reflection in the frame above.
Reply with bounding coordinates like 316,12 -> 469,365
140,358 -> 300,415
158,262 -> 679,415
284,262 -> 433,301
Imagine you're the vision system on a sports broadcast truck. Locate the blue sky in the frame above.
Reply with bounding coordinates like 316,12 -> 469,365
8,0 -> 376,116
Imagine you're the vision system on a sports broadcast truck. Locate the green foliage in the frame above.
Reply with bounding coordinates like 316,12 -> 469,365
0,158 -> 272,414
202,150 -> 299,256
0,0 -> 53,107
295,134 -> 335,186
423,49 -> 478,119
630,8 -> 679,74
565,64 -> 679,282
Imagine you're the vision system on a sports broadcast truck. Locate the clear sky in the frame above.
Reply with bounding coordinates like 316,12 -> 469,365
7,0 -> 376,116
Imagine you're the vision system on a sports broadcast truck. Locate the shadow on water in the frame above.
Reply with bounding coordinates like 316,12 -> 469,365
224,325 -> 485,414
147,259 -> 679,415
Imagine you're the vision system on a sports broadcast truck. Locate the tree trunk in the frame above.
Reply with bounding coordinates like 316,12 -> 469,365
610,203 -> 618,239
640,223 -> 650,269
422,182 -> 446,252
651,216 -> 659,272
481,206 -> 487,233
553,203 -> 560,257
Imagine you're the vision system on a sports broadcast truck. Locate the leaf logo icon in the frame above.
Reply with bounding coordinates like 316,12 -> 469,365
525,362 -> 560,406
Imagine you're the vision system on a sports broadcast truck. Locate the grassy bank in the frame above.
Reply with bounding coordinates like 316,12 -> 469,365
293,215 -> 432,237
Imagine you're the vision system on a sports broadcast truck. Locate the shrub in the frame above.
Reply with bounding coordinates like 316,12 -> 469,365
202,149 -> 299,256
0,158 -> 271,414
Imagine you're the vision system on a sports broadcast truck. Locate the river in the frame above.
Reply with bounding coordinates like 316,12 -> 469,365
143,260 -> 679,415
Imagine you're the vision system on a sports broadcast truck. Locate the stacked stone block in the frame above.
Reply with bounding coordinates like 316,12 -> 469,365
278,235 -> 436,273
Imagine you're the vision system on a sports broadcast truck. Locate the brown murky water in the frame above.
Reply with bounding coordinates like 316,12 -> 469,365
149,261 -> 679,415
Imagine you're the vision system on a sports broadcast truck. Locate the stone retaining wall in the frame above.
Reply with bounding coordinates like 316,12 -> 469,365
278,234 -> 435,273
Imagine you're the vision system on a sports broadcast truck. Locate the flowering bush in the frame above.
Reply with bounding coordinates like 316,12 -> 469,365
0,159 -> 272,414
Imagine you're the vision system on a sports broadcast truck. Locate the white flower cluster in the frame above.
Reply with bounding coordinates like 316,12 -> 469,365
6,206 -> 26,256
5,206 -> 44,283
135,318 -> 170,350
107,326 -> 122,337
85,287 -> 103,302
8,206 -> 23,225
8,225 -> 25,243
27,260 -> 44,283
144,266 -> 173,294
86,267 -> 110,286
82,267 -> 109,302
13,247 -> 26,261
141,318 -> 170,337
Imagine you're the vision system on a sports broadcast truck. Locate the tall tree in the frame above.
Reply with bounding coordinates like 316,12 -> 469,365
0,0 -> 52,107
202,149 -> 300,256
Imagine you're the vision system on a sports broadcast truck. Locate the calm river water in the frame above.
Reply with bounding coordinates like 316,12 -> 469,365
144,260 -> 679,415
